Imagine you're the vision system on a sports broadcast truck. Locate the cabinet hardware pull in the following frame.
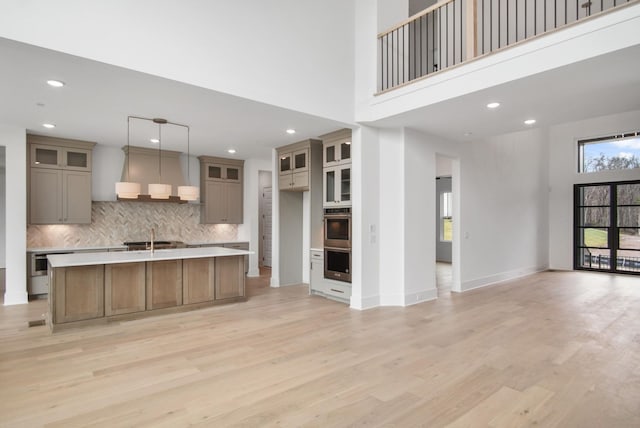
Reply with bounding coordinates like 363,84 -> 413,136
330,288 -> 344,293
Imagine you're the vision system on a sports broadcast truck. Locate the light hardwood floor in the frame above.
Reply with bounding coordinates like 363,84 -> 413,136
1,269 -> 640,427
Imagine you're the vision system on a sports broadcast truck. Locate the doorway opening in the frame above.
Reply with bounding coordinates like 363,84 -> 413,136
574,180 -> 640,274
435,154 -> 460,293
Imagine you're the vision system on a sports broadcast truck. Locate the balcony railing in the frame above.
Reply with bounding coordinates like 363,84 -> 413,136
377,0 -> 635,92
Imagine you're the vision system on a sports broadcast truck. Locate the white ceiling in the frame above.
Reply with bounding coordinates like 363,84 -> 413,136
0,37 -> 351,159
2,36 -> 639,159
369,44 -> 640,141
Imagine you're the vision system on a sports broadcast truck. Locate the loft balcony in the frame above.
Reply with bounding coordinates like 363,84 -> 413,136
377,0 -> 638,93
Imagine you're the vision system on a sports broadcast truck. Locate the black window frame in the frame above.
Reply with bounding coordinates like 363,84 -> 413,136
574,179 -> 640,275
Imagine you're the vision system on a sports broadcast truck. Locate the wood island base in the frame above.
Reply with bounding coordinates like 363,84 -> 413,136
47,252 -> 246,332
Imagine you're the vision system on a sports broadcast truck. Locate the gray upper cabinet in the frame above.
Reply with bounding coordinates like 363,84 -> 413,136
278,140 -> 321,191
28,135 -> 95,224
199,156 -> 244,224
321,128 -> 351,167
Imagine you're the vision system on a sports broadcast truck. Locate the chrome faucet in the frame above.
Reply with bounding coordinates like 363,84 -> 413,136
150,227 -> 155,254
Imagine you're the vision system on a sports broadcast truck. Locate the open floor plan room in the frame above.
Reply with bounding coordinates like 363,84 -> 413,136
1,270 -> 639,427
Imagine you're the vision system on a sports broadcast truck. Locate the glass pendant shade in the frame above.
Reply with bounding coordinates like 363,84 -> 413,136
148,183 -> 172,199
178,185 -> 199,201
115,181 -> 141,199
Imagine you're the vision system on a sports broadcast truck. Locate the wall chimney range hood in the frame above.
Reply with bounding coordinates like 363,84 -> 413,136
118,145 -> 190,203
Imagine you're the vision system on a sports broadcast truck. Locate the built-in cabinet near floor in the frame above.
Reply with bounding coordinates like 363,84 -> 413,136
183,258 -> 215,304
199,156 -> 244,224
28,135 -> 95,224
105,262 -> 146,316
146,260 -> 183,310
52,265 -> 104,324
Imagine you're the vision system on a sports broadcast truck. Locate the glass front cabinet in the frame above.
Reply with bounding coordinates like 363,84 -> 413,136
320,128 -> 352,208
323,165 -> 351,208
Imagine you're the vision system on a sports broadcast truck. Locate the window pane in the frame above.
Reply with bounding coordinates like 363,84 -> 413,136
340,168 -> 350,202
280,156 -> 291,172
66,151 -> 87,168
579,227 -> 609,248
294,152 -> 306,169
617,183 -> 640,205
577,248 -> 611,269
617,207 -> 640,227
579,134 -> 640,173
579,207 -> 609,227
617,250 -> 640,273
208,165 -> 222,179
226,168 -> 239,180
326,146 -> 335,163
619,228 -> 640,250
442,218 -> 452,242
579,185 -> 610,206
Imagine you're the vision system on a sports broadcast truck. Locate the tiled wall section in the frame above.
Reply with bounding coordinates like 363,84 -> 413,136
27,201 -> 238,248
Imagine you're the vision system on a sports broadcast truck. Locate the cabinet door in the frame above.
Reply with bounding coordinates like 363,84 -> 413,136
310,252 -> 324,293
278,174 -> 292,190
204,181 -> 227,223
105,262 -> 146,316
339,141 -> 351,164
31,145 -> 61,168
206,164 -> 224,181
279,152 -> 292,175
53,265 -> 104,323
30,168 -> 62,224
63,171 -> 92,224
225,165 -> 242,182
225,182 -> 243,223
292,148 -> 309,173
63,148 -> 92,171
291,171 -> 309,190
338,166 -> 351,206
146,260 -> 183,310
183,258 -> 215,304
323,167 -> 337,207
215,256 -> 245,300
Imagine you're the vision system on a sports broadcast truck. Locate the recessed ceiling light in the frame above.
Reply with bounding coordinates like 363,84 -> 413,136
464,132 -> 473,137
227,149 -> 236,154
150,138 -> 159,143
486,102 -> 500,109
42,123 -> 56,129
47,80 -> 65,88
524,119 -> 537,125
286,129 -> 296,134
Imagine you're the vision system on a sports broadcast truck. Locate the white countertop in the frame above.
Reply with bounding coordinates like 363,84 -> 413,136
48,247 -> 252,268
185,241 -> 248,246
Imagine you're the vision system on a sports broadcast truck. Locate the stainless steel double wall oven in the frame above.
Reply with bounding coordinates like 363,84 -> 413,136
324,208 -> 351,282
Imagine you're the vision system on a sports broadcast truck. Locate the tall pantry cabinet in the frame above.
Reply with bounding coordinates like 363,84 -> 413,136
27,135 -> 96,224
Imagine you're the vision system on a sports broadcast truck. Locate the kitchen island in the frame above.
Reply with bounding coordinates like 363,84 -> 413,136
47,247 -> 251,332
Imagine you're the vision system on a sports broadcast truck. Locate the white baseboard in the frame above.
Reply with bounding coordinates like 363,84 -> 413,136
350,294 -> 380,310
461,265 -> 548,292
378,288 -> 438,307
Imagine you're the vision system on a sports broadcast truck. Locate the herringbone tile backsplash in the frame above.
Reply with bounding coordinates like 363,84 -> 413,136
27,202 -> 238,248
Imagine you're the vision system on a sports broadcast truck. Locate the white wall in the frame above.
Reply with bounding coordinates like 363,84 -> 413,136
0,125 -> 27,305
460,128 -> 549,290
0,0 -> 355,124
548,110 -> 640,270
239,157 -> 272,277
358,3 -> 640,122
351,125 -> 381,309
0,149 -> 5,269
377,0 -> 409,32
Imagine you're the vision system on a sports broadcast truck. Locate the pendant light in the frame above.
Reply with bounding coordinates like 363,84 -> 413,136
115,116 -> 141,199
148,118 -> 172,199
178,126 -> 199,201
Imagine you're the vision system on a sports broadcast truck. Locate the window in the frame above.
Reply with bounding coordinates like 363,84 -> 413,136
441,192 -> 452,242
575,180 -> 640,274
578,132 -> 640,173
